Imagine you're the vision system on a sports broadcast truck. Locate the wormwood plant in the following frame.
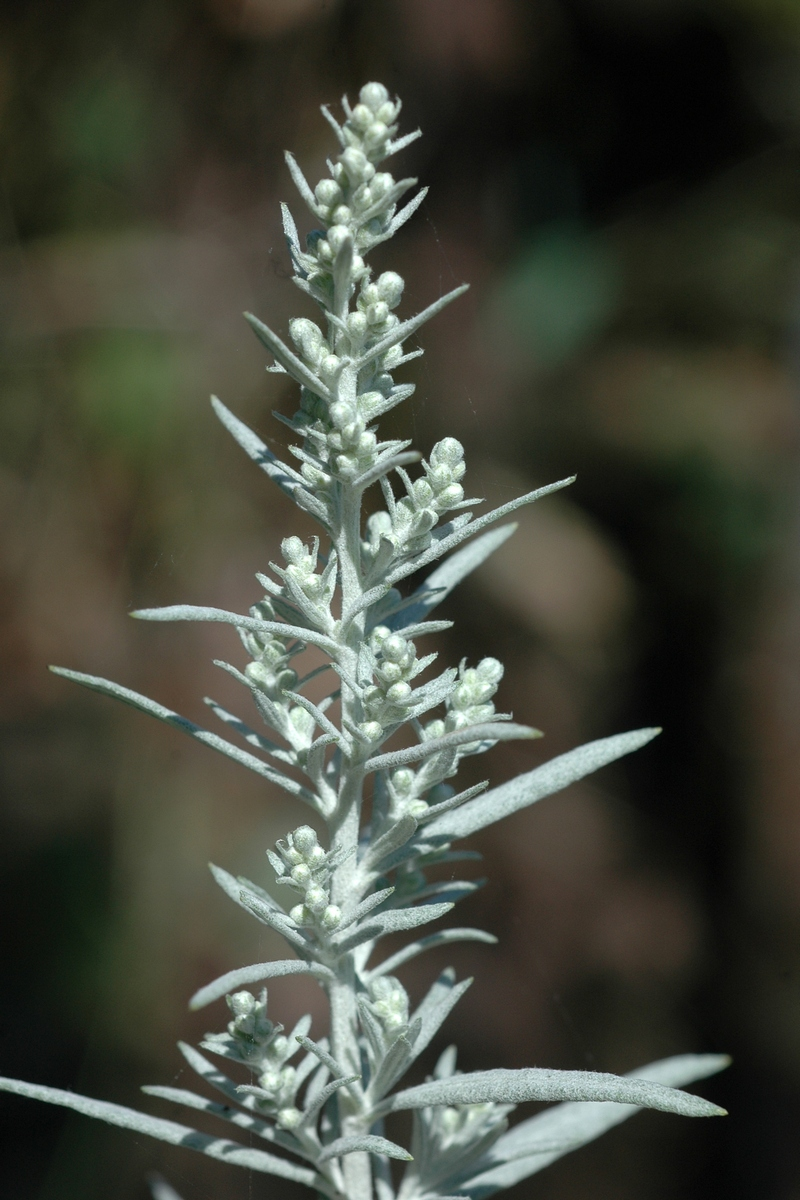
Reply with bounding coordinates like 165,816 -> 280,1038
0,83 -> 728,1200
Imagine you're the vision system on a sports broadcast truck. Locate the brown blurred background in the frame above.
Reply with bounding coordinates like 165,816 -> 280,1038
2,0 -> 800,1196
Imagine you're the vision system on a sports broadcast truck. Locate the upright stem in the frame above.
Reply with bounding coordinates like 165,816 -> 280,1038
327,471 -> 373,1200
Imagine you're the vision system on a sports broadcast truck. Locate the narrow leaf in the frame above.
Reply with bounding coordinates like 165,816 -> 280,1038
392,525 -> 518,630
130,605 -> 339,658
335,902 -> 454,954
386,479 -> 575,588
365,929 -> 497,980
424,728 -> 661,841
49,668 -> 315,803
245,311 -> 333,402
376,1067 -> 727,1120
457,1054 -> 731,1195
190,960 -> 332,1011
366,724 -> 540,774
357,286 -> 469,370
0,1076 -> 317,1186
318,1135 -> 413,1164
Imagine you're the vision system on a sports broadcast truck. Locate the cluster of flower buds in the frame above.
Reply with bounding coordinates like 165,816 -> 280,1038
275,535 -> 336,619
387,766 -> 431,819
269,825 -> 342,933
360,626 -> 423,739
365,975 -> 410,1042
424,657 -> 504,743
242,599 -> 297,701
364,439 -> 468,562
311,83 -> 403,245
210,990 -> 304,1128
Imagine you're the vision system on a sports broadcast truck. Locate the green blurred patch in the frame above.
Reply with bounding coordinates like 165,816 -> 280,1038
487,221 -> 621,370
55,69 -> 153,183
70,330 -> 190,463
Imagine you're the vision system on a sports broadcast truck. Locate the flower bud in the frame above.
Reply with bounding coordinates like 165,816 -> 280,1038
376,271 -> 404,308
321,905 -> 342,930
364,121 -> 389,151
326,224 -> 350,253
293,825 -> 319,855
430,437 -> 465,471
277,1107 -> 302,1130
360,82 -> 389,111
366,301 -> 389,326
391,769 -> 415,796
386,681 -> 412,705
305,885 -> 328,913
291,863 -> 311,887
315,179 -> 342,207
360,720 -> 383,742
347,311 -> 368,339
340,148 -> 374,185
281,536 -> 306,565
370,172 -> 393,200
350,103 -> 374,132
382,633 -> 409,663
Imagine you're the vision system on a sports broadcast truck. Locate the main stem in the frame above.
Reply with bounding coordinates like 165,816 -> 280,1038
328,474 -> 373,1200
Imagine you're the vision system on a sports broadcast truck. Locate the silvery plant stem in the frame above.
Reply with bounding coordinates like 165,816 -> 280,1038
0,82 -> 728,1200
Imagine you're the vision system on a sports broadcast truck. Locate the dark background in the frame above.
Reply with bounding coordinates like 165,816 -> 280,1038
2,0 -> 800,1196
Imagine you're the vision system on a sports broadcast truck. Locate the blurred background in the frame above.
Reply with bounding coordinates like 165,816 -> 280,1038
2,0 -> 800,1196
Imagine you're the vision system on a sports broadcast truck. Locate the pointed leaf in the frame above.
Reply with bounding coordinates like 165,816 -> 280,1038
392,525 -> 518,630
366,929 -> 497,980
334,902 -> 454,954
457,1054 -> 731,1195
357,286 -> 469,370
424,728 -> 661,841
190,960 -> 332,1011
49,668 -> 315,803
245,311 -> 333,401
318,1135 -> 413,1164
366,724 -> 540,774
130,605 -> 339,658
376,1067 -> 727,1120
0,1076 -> 317,1186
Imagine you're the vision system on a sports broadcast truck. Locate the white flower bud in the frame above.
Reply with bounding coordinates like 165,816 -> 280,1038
307,844 -> 327,868
412,478 -> 435,506
321,905 -> 342,930
316,239 -> 333,264
350,103 -> 374,132
477,657 -> 504,686
293,825 -> 319,855
434,482 -> 464,510
376,271 -> 404,307
370,172 -> 393,200
281,536 -> 306,565
359,720 -> 383,742
340,147 -> 374,185
347,311 -> 368,339
305,885 -> 328,913
386,681 -> 412,705
382,634 -> 409,663
364,121 -> 388,151
391,769 -> 415,795
375,100 -> 399,125
360,82 -> 389,111
320,354 -> 341,379
277,1107 -> 302,1130
326,224 -> 350,253
291,863 -> 311,886
315,179 -> 342,207
366,300 -> 389,325
290,903 -> 308,925
430,437 -> 465,470
228,991 -> 255,1017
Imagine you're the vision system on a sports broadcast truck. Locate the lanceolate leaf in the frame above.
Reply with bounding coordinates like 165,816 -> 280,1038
0,1076 -> 318,1187
365,929 -> 498,980
423,728 -> 661,841
376,1067 -> 726,1120
49,668 -> 315,804
366,723 -> 540,774
317,1135 -> 413,1164
190,959 -> 332,1011
392,524 -> 518,630
454,1054 -> 731,1196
